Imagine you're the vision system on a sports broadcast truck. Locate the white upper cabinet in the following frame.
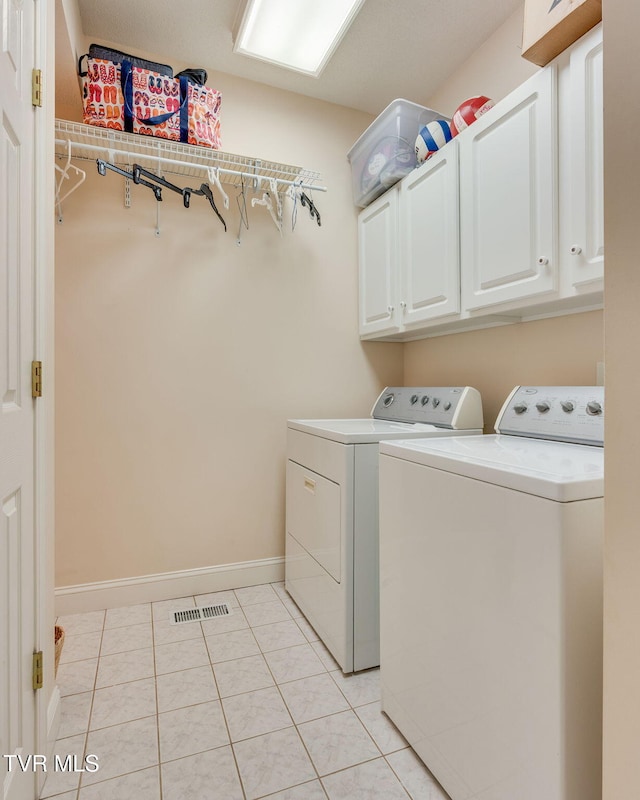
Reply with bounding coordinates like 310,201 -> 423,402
358,143 -> 460,339
400,140 -> 460,327
358,189 -> 399,337
565,24 -> 603,290
357,25 -> 604,341
460,66 -> 558,312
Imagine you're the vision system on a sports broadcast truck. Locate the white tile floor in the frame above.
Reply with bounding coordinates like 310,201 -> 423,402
45,582 -> 451,800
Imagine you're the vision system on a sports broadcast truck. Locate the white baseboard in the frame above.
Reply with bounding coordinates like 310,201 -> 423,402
55,557 -> 285,616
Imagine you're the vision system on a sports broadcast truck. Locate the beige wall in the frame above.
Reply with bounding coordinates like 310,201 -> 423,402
405,312 -> 603,432
55,69 -> 402,586
53,5 -> 640,790
404,8 -> 604,426
602,0 -> 640,796
55,8 -> 605,590
426,7 -> 538,116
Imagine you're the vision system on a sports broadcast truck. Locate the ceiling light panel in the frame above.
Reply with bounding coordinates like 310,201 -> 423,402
234,0 -> 366,77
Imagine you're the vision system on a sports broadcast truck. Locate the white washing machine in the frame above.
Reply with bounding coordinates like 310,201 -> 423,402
379,386 -> 604,800
285,386 -> 483,674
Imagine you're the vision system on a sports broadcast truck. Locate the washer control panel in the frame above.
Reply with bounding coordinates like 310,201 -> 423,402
371,387 -> 483,430
496,386 -> 604,446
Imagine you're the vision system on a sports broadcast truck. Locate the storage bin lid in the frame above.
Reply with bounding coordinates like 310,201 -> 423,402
347,98 -> 447,161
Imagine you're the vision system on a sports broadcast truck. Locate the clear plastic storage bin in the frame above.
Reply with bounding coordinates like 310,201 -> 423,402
348,98 -> 448,208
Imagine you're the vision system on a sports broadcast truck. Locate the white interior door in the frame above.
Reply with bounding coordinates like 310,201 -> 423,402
1,0 -> 38,797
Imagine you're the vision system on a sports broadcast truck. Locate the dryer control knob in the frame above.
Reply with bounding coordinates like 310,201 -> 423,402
383,394 -> 395,407
421,395 -> 430,406
410,394 -> 419,405
586,401 -> 603,416
561,401 -> 575,413
536,402 -> 550,413
513,402 -> 528,414
432,398 -> 440,408
444,401 -> 452,411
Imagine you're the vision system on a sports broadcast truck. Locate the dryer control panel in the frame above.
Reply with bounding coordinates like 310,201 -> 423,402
495,386 -> 604,446
372,386 -> 483,430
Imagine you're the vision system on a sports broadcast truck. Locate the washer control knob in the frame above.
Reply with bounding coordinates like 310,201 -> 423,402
536,402 -> 550,413
586,400 -> 603,416
432,398 -> 440,408
444,401 -> 452,411
513,402 -> 528,415
410,394 -> 419,405
561,401 -> 574,413
421,395 -> 430,406
383,394 -> 395,407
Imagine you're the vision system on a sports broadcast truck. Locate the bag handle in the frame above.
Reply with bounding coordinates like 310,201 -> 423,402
122,60 -> 187,129
175,68 -> 207,86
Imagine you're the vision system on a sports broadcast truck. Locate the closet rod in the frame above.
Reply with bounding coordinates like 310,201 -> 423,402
54,137 -> 327,193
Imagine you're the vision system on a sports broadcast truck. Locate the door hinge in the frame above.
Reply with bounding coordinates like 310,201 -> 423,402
32,361 -> 42,398
32,651 -> 43,690
32,69 -> 42,107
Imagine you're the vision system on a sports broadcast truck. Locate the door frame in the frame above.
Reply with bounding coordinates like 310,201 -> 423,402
33,0 -> 56,792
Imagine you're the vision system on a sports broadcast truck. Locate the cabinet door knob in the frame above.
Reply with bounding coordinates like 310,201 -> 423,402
570,245 -> 582,255
387,305 -> 394,314
537,257 -> 549,266
400,301 -> 407,312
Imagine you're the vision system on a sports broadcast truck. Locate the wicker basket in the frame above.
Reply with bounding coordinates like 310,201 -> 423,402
54,625 -> 65,677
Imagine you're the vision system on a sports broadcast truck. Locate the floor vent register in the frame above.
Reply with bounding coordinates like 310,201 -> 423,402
169,603 -> 231,625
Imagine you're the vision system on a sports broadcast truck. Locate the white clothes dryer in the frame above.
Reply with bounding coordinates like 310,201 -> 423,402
286,386 -> 483,674
379,386 -> 604,800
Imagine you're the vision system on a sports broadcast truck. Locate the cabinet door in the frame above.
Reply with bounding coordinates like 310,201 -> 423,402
358,190 -> 399,337
400,140 -> 460,326
567,25 -> 603,288
461,67 -> 558,311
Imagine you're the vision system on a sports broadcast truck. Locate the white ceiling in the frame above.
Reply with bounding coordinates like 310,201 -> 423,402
71,0 -> 523,115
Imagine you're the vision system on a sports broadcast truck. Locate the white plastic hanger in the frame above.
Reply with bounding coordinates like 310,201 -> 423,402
55,141 -> 86,221
287,181 -> 303,231
269,178 -> 283,223
251,192 -> 281,233
207,167 -> 229,210
251,191 -> 282,235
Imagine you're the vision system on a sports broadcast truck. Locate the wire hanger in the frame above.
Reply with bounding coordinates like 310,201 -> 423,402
96,159 -> 163,200
236,176 -> 249,246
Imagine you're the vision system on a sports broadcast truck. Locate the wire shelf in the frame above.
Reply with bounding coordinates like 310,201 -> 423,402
54,119 -> 326,193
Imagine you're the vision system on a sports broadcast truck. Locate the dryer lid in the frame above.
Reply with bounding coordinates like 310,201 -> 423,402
287,418 -> 449,444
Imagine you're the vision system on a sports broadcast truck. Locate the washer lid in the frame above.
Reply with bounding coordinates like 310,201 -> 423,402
379,434 -> 604,501
287,418 -> 482,445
